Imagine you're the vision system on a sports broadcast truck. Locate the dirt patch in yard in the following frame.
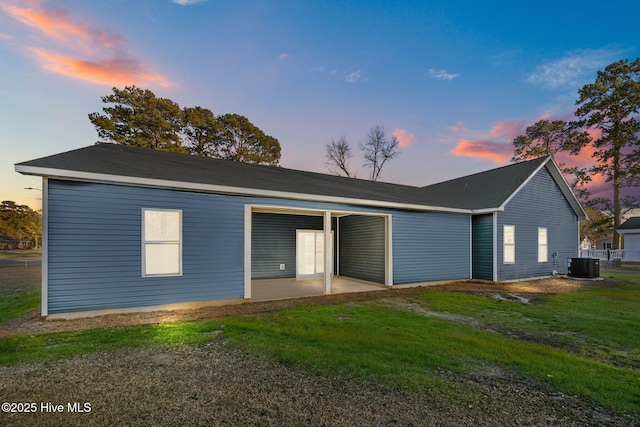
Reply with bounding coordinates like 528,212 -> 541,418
0,265 -> 40,296
0,339 -> 633,427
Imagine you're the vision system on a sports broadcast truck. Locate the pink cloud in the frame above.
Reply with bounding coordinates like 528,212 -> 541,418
2,2 -> 123,54
393,128 -> 416,147
445,113 -> 632,203
586,127 -> 603,141
450,139 -> 512,163
448,119 -> 525,163
279,53 -> 290,60
29,47 -> 171,87
484,119 -> 527,139
2,2 -> 170,87
0,32 -> 12,39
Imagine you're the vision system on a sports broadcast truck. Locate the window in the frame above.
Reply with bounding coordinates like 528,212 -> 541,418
538,227 -> 548,263
503,225 -> 515,264
142,209 -> 182,276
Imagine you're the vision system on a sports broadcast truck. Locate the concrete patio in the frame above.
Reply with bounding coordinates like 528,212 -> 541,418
251,276 -> 387,302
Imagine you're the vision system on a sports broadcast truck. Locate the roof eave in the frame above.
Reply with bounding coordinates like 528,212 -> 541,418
470,207 -> 503,214
617,229 -> 640,234
15,164 -> 473,214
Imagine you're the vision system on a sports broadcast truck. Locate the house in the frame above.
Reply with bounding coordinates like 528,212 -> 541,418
617,217 -> 640,253
595,237 -> 614,250
16,144 -> 587,318
0,235 -> 31,250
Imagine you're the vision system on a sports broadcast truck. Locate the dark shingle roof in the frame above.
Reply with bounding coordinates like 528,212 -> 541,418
418,157 -> 548,210
618,217 -> 640,230
0,235 -> 28,242
16,144 -> 578,214
16,144 -> 434,207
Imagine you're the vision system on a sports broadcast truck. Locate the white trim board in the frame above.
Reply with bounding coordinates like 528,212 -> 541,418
41,177 -> 49,317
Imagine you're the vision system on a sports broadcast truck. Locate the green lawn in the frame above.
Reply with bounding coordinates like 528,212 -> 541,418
409,279 -> 640,368
0,289 -> 40,323
0,321 -> 217,366
0,273 -> 638,418
219,299 -> 640,416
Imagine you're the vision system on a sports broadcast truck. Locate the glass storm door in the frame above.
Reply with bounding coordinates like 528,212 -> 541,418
296,230 -> 332,279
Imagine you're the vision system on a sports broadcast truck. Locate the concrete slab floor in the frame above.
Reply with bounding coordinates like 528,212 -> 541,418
251,276 -> 386,302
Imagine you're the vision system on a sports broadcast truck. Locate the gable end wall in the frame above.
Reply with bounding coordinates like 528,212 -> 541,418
497,167 -> 579,281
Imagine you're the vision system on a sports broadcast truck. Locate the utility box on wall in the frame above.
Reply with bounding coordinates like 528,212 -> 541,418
568,257 -> 600,278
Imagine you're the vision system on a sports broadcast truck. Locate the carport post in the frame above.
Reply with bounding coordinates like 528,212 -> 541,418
324,210 -> 331,294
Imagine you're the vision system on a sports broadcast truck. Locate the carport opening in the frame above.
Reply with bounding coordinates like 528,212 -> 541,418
249,210 -> 387,301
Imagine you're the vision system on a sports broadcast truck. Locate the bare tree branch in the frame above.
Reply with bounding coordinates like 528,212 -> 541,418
325,136 -> 354,177
360,125 -> 400,181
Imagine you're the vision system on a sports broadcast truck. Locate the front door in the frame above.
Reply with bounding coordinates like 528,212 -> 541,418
296,230 -> 332,280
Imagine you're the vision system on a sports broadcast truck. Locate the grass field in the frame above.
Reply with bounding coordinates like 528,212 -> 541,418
218,277 -> 640,416
0,268 -> 638,419
0,289 -> 40,323
0,250 -> 41,259
410,283 -> 640,369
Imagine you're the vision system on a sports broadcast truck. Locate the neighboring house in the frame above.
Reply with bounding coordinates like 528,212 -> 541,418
0,235 -> 30,250
16,144 -> 587,318
595,237 -> 614,250
617,217 -> 640,252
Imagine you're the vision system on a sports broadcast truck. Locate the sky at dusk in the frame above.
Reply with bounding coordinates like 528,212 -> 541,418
1,0 -> 639,210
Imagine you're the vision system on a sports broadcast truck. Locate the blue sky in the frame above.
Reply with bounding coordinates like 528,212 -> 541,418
1,0 -> 638,210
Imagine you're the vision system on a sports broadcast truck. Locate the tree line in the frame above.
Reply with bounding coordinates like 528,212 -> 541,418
510,58 -> 640,247
89,86 -> 281,166
0,201 -> 42,246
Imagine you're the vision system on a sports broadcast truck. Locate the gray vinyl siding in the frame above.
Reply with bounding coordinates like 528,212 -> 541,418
47,180 -> 245,313
392,211 -> 470,284
251,213 -> 336,279
242,200 -> 471,285
497,167 -> 579,281
46,179 -> 476,313
472,214 -> 494,280
338,215 -> 385,284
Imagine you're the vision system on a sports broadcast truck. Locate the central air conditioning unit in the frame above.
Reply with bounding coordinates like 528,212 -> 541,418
568,257 -> 600,278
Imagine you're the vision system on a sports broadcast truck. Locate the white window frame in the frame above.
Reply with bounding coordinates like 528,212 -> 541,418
538,227 -> 548,263
142,208 -> 182,277
295,229 -> 334,280
503,225 -> 515,264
